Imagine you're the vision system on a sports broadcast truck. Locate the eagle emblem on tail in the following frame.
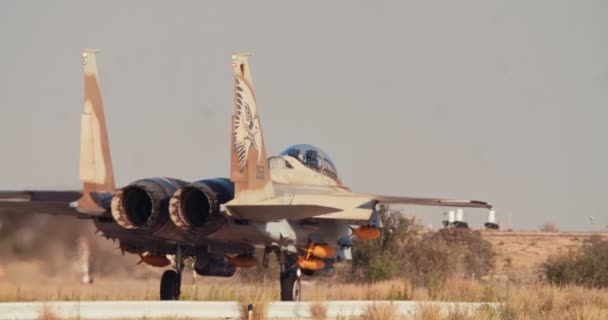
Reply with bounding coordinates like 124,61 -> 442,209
233,77 -> 262,172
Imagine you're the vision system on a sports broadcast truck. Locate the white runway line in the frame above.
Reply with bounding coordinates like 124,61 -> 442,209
0,300 -> 501,319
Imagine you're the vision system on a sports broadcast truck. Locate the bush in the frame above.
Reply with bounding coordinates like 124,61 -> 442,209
349,205 -> 417,282
363,255 -> 399,282
349,206 -> 496,286
431,228 -> 496,279
543,235 -> 608,288
540,222 -> 559,232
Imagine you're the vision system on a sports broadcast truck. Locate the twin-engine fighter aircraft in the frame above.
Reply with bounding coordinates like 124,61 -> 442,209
0,50 -> 493,301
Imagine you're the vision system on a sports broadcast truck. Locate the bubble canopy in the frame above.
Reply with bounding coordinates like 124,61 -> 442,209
279,144 -> 339,180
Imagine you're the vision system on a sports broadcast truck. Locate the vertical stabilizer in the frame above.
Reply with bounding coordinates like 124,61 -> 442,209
230,53 -> 274,203
77,49 -> 116,213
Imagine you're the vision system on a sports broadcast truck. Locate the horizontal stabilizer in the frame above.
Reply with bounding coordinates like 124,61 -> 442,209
0,191 -> 97,216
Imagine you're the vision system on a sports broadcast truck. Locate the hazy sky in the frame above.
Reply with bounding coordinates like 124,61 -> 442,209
1,1 -> 606,231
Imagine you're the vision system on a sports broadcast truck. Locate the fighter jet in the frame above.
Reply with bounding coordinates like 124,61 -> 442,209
0,50 -> 493,301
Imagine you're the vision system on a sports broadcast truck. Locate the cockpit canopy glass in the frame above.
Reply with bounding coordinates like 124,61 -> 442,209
279,144 -> 339,181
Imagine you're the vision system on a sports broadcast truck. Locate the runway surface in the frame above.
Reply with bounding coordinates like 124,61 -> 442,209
0,300 -> 500,319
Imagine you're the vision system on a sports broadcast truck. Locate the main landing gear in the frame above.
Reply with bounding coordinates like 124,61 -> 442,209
160,246 -> 185,300
279,253 -> 302,301
264,247 -> 302,301
160,247 -> 304,301
160,269 -> 181,300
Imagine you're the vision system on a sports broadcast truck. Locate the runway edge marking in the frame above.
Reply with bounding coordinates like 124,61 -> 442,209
0,300 -> 501,319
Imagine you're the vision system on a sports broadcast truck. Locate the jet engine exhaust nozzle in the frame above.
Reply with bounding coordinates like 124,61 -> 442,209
169,179 -> 234,236
110,178 -> 187,232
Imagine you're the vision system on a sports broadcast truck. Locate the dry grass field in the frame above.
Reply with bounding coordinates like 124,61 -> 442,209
480,230 -> 604,283
0,218 -> 606,301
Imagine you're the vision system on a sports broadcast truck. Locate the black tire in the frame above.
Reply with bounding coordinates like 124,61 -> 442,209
160,270 -> 181,300
280,269 -> 301,301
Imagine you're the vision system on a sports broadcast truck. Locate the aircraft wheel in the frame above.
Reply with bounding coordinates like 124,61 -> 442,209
280,268 -> 301,301
160,270 -> 181,300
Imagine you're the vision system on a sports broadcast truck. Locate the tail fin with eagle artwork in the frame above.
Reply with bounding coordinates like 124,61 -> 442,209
230,53 -> 275,202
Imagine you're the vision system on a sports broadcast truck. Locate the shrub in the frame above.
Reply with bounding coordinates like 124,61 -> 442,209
543,236 -> 608,288
363,255 -> 399,282
540,222 -> 559,232
350,205 -> 415,282
350,206 -> 496,286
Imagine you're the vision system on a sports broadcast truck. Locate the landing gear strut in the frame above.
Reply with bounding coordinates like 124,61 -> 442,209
160,246 -> 185,300
279,253 -> 302,301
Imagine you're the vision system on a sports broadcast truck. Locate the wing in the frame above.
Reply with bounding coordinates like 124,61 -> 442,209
364,194 -> 493,209
225,192 -> 492,222
0,50 -> 115,218
0,191 -> 91,216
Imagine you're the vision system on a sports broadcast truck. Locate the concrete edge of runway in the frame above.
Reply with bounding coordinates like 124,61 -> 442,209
0,300 -> 501,319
